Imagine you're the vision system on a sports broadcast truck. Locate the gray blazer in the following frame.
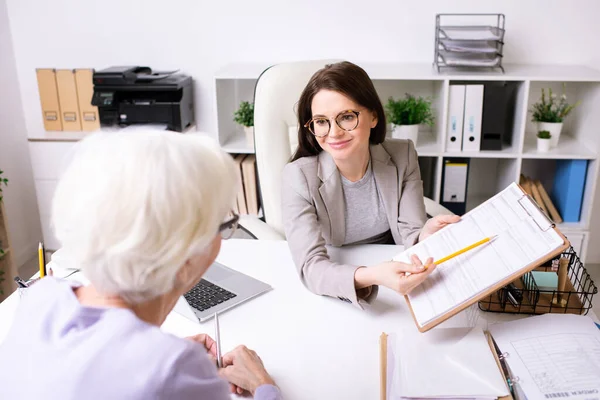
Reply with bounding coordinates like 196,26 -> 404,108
281,139 -> 427,308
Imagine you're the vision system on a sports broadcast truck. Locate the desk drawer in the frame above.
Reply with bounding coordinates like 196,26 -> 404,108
28,142 -> 77,180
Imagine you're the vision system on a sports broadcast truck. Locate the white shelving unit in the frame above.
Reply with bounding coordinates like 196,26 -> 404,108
214,62 -> 600,262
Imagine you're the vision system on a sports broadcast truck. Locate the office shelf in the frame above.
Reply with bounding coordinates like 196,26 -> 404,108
213,62 -> 600,264
221,134 -> 255,154
522,135 -> 597,160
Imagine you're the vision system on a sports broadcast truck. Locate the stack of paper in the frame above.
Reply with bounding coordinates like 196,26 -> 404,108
387,327 -> 509,399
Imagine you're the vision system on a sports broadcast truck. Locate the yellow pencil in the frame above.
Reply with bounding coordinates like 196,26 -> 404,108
432,235 -> 497,267
38,242 -> 46,278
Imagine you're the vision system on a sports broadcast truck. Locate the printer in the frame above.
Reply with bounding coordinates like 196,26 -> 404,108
92,66 -> 194,132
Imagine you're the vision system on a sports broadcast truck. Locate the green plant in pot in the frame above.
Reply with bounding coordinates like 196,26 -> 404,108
385,94 -> 434,146
536,130 -> 551,153
530,84 -> 579,148
234,101 -> 255,148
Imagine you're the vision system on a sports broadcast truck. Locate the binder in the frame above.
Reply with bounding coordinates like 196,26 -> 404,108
480,82 -> 518,151
380,331 -> 513,400
551,159 -> 588,222
462,84 -> 484,152
233,155 -> 248,214
74,69 -> 100,131
241,155 -> 259,215
35,69 -> 63,131
445,85 -> 465,152
395,182 -> 570,333
440,158 -> 469,215
55,69 -> 82,131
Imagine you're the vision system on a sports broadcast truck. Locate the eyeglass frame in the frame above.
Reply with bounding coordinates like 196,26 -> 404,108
303,109 -> 361,137
219,213 -> 240,240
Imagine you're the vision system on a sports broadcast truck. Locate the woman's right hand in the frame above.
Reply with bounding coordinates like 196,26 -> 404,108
219,345 -> 276,396
355,254 -> 436,295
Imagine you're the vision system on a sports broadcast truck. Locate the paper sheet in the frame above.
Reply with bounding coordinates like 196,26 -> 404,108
489,314 -> 600,400
395,183 -> 564,327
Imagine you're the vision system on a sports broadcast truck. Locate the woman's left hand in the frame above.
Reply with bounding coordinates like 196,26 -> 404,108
418,214 -> 461,242
186,334 -> 218,360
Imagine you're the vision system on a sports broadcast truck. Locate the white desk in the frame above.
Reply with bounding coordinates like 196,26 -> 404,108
0,239 -> 594,399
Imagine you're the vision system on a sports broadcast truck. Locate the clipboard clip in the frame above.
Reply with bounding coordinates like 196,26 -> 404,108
517,193 -> 555,232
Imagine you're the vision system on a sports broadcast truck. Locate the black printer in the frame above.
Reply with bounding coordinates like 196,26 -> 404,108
92,66 -> 194,132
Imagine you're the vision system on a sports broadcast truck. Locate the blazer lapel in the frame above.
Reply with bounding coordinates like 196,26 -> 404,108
371,144 -> 399,239
318,151 -> 346,246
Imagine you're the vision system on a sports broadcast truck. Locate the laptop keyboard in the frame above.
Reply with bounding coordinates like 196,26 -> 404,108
184,279 -> 237,312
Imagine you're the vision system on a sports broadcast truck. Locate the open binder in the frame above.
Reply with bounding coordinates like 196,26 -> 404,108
394,182 -> 570,332
379,331 -> 514,400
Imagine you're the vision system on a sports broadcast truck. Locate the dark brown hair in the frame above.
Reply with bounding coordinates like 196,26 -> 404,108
290,61 -> 387,162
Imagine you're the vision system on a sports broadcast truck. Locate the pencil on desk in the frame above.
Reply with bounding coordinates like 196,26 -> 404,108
38,242 -> 46,278
430,235 -> 497,267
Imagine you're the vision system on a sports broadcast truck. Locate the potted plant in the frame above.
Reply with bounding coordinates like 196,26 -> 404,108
385,94 -> 434,146
530,84 -> 580,148
537,130 -> 551,152
234,101 -> 254,148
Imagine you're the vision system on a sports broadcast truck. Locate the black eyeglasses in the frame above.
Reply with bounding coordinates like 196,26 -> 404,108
304,110 -> 361,137
219,213 -> 239,240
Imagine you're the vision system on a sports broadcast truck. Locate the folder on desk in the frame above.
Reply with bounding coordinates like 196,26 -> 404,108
36,69 -> 63,131
74,69 -> 100,131
462,85 -> 484,152
445,85 -> 465,152
380,328 -> 512,400
393,182 -> 569,333
55,69 -> 82,131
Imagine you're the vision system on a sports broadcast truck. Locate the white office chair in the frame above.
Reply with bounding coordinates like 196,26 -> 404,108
239,60 -> 453,240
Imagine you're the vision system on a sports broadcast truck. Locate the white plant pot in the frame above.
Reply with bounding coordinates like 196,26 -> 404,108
537,137 -> 551,152
244,126 -> 254,148
391,124 -> 419,146
537,122 -> 563,148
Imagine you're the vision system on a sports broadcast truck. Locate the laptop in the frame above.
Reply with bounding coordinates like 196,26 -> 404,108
174,261 -> 272,322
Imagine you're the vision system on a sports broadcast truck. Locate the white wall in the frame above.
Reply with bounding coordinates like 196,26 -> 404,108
4,0 -> 600,260
0,0 -> 42,267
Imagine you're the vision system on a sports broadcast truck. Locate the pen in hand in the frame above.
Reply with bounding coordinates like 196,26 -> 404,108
214,312 -> 222,368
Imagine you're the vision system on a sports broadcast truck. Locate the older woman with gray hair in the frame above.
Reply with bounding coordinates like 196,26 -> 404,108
0,131 -> 282,400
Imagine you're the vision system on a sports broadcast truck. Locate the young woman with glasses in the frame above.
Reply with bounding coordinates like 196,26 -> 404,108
282,61 -> 459,308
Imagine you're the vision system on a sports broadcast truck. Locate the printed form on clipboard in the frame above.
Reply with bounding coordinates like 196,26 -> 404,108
394,182 -> 570,332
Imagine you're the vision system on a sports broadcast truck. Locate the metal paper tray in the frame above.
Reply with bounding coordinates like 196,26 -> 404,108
439,39 -> 500,54
438,50 -> 502,67
439,25 -> 505,41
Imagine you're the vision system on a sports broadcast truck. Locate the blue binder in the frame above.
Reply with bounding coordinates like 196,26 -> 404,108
551,160 -> 588,222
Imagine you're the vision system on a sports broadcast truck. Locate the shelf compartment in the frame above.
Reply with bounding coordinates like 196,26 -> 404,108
520,159 -> 595,227
465,158 -> 518,212
522,135 -> 597,160
375,79 -> 445,155
525,81 -> 600,155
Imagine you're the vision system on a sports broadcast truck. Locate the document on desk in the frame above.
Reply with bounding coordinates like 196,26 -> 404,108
488,314 -> 600,400
387,327 -> 508,399
394,183 -> 567,331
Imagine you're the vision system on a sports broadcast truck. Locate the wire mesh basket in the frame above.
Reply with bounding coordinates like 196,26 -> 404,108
478,245 -> 597,315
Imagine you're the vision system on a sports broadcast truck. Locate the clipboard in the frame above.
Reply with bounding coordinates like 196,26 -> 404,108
403,183 -> 570,333
379,332 -> 514,400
